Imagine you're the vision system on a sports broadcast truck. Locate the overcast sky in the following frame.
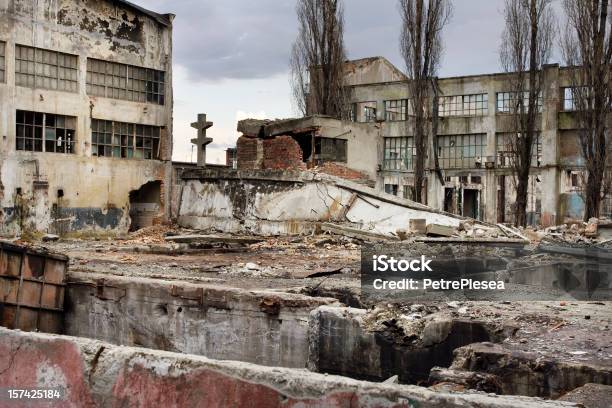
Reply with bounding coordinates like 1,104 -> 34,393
133,0 -> 559,164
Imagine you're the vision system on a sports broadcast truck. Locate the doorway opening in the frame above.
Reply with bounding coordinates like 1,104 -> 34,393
129,181 -> 161,231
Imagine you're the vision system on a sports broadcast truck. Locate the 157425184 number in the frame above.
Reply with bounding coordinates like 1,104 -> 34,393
4,388 -> 64,400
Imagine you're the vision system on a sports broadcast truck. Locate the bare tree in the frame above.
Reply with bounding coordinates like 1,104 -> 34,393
290,0 -> 348,119
561,0 -> 611,220
399,0 -> 452,203
499,0 -> 555,227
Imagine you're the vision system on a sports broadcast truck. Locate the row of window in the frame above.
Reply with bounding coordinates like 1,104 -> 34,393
15,109 -> 162,160
350,89 -> 593,122
0,42 -> 165,105
383,133 -> 542,170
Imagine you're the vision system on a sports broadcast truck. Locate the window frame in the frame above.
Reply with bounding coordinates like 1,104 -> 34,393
86,58 -> 165,105
91,118 -> 161,160
15,45 -> 78,92
383,137 -> 415,171
496,91 -> 543,114
437,134 -> 486,169
495,132 -> 542,168
16,110 -> 76,154
384,99 -> 409,121
439,93 -> 488,117
0,41 -> 5,83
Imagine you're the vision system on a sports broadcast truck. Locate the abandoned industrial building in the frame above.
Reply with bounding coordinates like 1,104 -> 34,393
1,1 -> 611,407
234,57 -> 612,227
0,0 -> 173,236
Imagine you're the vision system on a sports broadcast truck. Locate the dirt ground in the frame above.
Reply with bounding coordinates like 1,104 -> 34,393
33,226 -> 612,375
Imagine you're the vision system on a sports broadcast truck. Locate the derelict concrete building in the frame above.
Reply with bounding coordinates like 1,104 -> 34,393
346,57 -> 612,226
0,0 -> 174,236
235,57 -> 610,227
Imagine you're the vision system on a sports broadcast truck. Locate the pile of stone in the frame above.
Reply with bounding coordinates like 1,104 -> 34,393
528,217 -> 612,245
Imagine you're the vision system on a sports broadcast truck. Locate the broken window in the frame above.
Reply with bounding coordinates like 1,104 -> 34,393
91,119 -> 160,160
439,93 -> 488,116
383,137 -> 415,171
496,91 -> 542,113
403,185 -> 415,200
16,110 -> 76,153
351,101 -> 377,122
496,132 -> 542,167
15,45 -> 78,92
384,184 -> 398,196
0,41 -> 5,83
563,87 -> 576,111
384,99 -> 409,121
437,134 -> 486,169
315,138 -> 347,162
562,87 -> 593,111
87,59 -> 165,105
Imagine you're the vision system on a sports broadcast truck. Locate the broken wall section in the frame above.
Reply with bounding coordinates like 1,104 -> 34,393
177,167 -> 464,237
235,116 -> 379,186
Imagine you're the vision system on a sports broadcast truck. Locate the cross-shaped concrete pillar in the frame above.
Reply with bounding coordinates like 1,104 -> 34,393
190,113 -> 213,167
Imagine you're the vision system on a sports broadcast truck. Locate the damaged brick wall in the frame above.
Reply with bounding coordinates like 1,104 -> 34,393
236,136 -> 261,170
316,162 -> 373,185
237,135 -> 305,171
263,136 -> 306,170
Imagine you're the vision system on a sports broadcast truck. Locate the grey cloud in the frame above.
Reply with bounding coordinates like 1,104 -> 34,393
136,0 -> 515,81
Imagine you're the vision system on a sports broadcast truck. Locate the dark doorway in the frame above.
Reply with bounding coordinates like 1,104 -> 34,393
463,189 -> 479,219
497,175 -> 506,223
444,188 -> 455,213
129,181 -> 161,231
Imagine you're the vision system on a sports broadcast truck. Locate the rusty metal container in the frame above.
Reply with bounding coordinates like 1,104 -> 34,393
0,241 -> 67,333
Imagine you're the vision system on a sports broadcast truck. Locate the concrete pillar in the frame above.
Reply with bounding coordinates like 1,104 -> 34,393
190,113 -> 213,167
483,83 -> 498,223
539,65 -> 560,226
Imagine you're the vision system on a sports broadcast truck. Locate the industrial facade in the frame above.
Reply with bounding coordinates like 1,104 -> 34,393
0,0 -> 174,236
345,57 -> 611,226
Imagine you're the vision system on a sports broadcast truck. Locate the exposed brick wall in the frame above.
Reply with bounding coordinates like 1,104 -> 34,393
236,136 -> 260,169
316,162 -> 373,185
262,136 -> 306,170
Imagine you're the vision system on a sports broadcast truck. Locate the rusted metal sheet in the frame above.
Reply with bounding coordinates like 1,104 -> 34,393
0,241 -> 68,333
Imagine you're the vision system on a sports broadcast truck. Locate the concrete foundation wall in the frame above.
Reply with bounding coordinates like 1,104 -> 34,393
64,272 -> 337,368
0,327 -> 574,407
308,306 -> 502,384
0,0 -> 174,236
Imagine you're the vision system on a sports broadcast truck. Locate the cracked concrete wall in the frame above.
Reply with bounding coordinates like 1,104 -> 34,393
177,169 -> 463,236
64,272 -> 337,368
0,327 -> 575,407
0,0 -> 173,236
308,306 -> 504,384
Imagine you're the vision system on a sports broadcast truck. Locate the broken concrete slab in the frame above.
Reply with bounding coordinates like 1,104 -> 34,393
177,168 -> 472,237
0,327 -> 572,407
557,383 -> 612,408
449,342 -> 612,398
426,223 -> 457,237
429,367 -> 502,394
320,223 -> 398,242
409,219 -> 427,234
164,234 -> 264,244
